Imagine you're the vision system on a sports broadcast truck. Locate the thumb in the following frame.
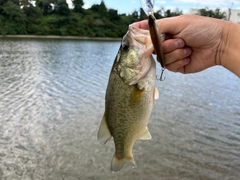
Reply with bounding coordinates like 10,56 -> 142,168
157,16 -> 185,36
131,20 -> 148,30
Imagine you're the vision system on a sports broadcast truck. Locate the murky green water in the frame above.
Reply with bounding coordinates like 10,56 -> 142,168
0,38 -> 239,180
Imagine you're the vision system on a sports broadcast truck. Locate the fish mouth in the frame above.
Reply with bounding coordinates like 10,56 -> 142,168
126,26 -> 155,62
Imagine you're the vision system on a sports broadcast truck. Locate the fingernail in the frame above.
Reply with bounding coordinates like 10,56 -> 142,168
184,48 -> 190,55
175,39 -> 183,48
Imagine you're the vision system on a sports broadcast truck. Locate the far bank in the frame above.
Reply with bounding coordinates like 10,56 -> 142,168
0,35 -> 122,41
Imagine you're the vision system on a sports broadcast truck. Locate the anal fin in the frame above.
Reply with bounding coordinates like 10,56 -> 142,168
139,126 -> 152,140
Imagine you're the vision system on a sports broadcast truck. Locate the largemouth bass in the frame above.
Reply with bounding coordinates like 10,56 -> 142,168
97,26 -> 159,172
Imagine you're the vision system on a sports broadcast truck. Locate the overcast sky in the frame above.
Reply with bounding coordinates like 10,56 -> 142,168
69,0 -> 240,14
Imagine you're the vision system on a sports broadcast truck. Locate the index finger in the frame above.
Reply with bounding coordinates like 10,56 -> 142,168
131,20 -> 148,30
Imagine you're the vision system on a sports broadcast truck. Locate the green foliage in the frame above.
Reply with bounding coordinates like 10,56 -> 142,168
139,8 -> 147,20
108,9 -> 120,22
154,10 -> 164,19
164,8 -> 182,17
91,0 -> 108,17
35,0 -> 53,15
0,1 -> 27,35
198,7 -> 226,19
72,0 -> 84,13
54,0 -> 70,15
0,0 -> 226,37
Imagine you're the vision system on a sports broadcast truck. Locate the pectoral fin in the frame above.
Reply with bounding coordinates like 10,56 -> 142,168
97,113 -> 112,144
152,87 -> 159,107
154,87 -> 159,99
139,127 -> 152,140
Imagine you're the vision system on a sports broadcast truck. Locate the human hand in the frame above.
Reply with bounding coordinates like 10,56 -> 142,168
132,15 -> 225,74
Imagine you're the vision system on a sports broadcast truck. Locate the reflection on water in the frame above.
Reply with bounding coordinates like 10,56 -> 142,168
0,38 -> 239,180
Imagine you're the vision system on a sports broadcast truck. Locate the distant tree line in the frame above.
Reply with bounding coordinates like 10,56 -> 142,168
0,0 -> 226,37
197,7 -> 226,19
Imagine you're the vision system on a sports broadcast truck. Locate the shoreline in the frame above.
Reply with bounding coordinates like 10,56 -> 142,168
0,35 -> 122,41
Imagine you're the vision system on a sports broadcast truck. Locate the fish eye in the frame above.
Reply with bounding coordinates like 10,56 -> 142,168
122,43 -> 129,51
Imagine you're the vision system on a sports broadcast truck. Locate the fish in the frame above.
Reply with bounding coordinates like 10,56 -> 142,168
97,25 -> 160,172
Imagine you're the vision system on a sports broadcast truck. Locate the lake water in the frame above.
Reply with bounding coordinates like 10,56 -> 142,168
0,38 -> 239,180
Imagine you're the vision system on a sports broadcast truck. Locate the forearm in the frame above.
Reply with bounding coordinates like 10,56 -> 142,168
220,21 -> 240,77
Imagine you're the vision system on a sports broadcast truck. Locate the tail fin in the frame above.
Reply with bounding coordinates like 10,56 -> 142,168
111,154 -> 136,173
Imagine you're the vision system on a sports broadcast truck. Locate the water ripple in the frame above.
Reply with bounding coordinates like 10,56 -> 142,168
0,39 -> 240,179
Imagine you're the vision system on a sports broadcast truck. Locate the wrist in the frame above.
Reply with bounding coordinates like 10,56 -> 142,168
219,21 -> 240,77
